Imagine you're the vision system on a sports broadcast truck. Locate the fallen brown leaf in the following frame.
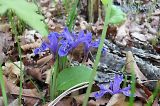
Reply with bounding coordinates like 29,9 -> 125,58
126,51 -> 148,83
115,20 -> 130,46
2,76 -> 41,105
74,92 -> 109,106
106,94 -> 127,106
2,61 -> 24,84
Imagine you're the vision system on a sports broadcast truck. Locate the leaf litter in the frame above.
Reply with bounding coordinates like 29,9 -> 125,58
0,0 -> 160,106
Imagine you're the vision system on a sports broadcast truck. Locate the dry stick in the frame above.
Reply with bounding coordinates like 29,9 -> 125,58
82,1 -> 113,106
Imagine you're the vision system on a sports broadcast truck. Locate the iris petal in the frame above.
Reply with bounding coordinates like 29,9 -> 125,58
58,42 -> 73,56
91,39 -> 100,47
113,74 -> 123,92
47,32 -> 59,54
94,85 -> 113,99
34,27 -> 100,58
120,85 -> 132,96
34,48 -> 40,54
94,91 -> 106,99
94,74 -> 132,99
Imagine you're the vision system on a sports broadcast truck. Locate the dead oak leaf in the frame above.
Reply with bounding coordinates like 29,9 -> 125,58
2,76 -> 41,105
0,32 -> 14,64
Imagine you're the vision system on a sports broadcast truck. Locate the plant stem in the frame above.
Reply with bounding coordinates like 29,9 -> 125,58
129,61 -> 136,106
147,81 -> 160,106
50,57 -> 59,100
0,65 -> 8,106
60,0 -> 79,70
8,10 -> 23,106
9,59 -> 46,104
50,0 -> 79,99
82,1 -> 112,106
66,0 -> 79,31
88,0 -> 94,23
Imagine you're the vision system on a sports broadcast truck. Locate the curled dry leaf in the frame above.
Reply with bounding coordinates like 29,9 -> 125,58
37,54 -> 52,66
136,83 -> 152,98
115,20 -> 130,46
107,93 -> 144,106
106,94 -> 127,106
21,41 -> 42,51
26,67 -> 46,82
2,76 -> 41,106
2,61 -> 24,84
126,51 -> 148,83
0,32 -> 14,64
23,30 -> 36,43
21,29 -> 43,44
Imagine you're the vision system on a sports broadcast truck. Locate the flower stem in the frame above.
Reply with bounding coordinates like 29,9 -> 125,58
8,10 -> 23,106
82,1 -> 112,106
0,65 -> 8,106
129,61 -> 136,106
88,0 -> 94,23
50,57 -> 59,100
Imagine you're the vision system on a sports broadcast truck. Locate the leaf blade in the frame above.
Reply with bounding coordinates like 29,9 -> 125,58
57,66 -> 92,90
0,0 -> 48,36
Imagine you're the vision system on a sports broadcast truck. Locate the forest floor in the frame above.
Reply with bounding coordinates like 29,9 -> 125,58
0,0 -> 160,106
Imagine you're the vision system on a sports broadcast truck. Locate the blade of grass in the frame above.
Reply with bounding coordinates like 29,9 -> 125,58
129,60 -> 136,106
66,0 -> 79,31
8,10 -> 23,105
82,0 -> 113,106
9,60 -> 46,104
121,65 -> 128,88
29,78 -> 46,104
0,65 -> 8,106
147,81 -> 160,106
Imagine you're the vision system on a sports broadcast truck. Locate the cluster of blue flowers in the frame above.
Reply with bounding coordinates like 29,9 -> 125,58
34,27 -> 100,57
94,74 -> 131,99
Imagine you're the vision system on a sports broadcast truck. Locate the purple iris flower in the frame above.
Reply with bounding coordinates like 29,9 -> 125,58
34,32 -> 60,56
94,74 -> 131,99
34,27 -> 100,57
58,27 -> 100,56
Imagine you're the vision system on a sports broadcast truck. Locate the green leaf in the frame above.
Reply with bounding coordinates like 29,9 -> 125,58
101,0 -> 109,5
109,5 -> 126,24
57,66 -> 92,90
0,0 -> 48,36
